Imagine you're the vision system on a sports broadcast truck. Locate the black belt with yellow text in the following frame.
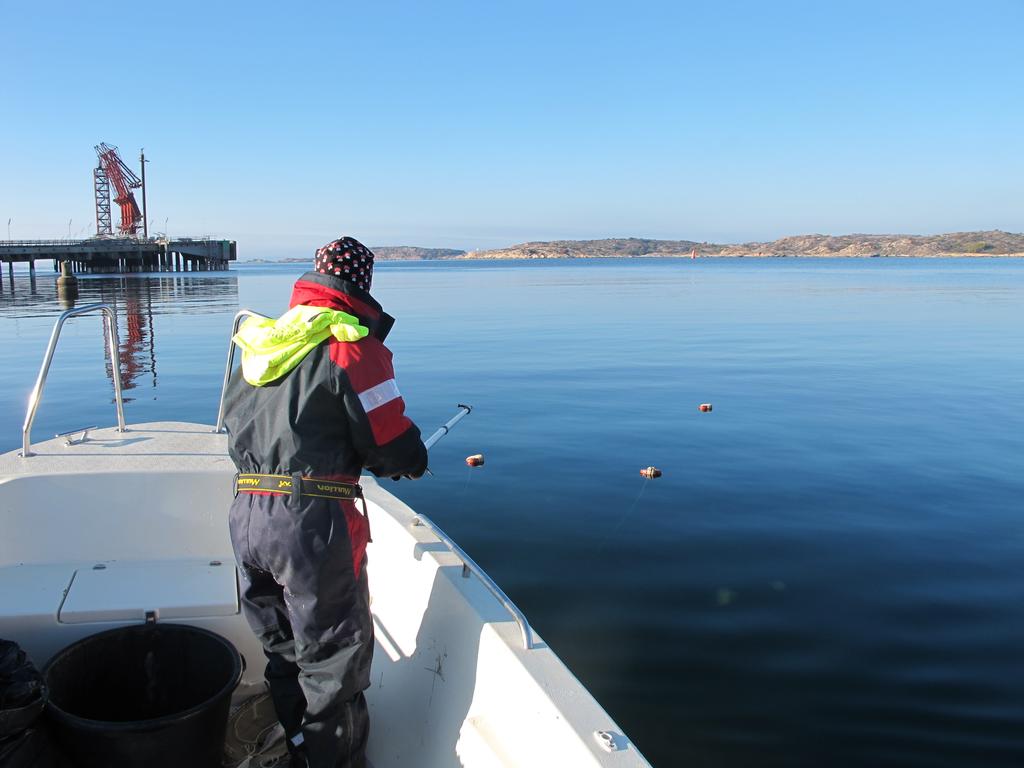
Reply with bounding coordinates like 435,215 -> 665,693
234,473 -> 362,502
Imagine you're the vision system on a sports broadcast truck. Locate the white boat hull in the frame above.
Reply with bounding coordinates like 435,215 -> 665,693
0,422 -> 649,767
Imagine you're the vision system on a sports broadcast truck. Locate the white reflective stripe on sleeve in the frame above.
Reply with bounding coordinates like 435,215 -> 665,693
358,378 -> 401,412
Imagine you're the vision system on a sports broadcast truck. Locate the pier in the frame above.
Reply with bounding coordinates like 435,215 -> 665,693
0,237 -> 236,283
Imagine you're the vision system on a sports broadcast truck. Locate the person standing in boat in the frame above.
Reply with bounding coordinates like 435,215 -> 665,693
223,236 -> 428,768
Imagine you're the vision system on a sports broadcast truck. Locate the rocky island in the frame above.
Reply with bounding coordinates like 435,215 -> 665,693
248,231 -> 1024,263
460,230 -> 1024,259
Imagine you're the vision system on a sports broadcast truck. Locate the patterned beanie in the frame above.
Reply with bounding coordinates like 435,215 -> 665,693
313,236 -> 375,292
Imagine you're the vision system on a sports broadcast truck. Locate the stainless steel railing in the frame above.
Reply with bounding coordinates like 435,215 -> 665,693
411,513 -> 537,651
21,303 -> 126,457
213,309 -> 269,433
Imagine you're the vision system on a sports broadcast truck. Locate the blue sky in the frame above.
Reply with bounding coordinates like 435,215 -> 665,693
2,0 -> 1022,257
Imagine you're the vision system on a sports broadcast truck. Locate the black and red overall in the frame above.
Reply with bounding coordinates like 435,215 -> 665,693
223,269 -> 427,768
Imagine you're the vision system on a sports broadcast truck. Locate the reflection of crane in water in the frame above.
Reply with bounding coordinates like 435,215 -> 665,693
101,281 -> 157,396
61,273 -> 239,399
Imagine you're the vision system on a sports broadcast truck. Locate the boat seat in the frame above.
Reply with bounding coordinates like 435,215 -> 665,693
0,563 -> 77,667
58,560 -> 239,624
0,563 -> 76,624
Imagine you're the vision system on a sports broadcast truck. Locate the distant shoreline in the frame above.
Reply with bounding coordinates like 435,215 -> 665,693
242,252 -> 1024,264
241,230 -> 1024,263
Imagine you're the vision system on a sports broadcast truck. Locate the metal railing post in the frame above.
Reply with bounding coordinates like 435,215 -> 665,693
213,309 -> 269,433
21,303 -> 126,457
102,306 -> 127,433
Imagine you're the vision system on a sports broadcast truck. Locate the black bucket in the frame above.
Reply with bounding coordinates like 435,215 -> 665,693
43,624 -> 242,768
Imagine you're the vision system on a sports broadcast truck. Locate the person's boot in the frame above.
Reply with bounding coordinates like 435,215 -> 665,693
285,732 -> 308,768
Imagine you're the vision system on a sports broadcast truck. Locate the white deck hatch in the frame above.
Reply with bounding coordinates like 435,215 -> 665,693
59,560 -> 239,624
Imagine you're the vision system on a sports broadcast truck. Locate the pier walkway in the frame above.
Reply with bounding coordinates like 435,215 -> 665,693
0,237 -> 236,283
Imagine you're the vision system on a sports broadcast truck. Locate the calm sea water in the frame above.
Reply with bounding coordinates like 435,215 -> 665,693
2,258 -> 1023,767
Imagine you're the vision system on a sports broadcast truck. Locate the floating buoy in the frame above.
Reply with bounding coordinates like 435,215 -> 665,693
639,466 -> 662,479
465,454 -> 485,467
699,403 -> 713,412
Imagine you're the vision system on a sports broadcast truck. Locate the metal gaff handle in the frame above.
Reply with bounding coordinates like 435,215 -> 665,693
423,404 -> 472,450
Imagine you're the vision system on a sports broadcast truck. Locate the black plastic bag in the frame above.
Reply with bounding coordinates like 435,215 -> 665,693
0,641 -> 45,740
0,726 -> 65,768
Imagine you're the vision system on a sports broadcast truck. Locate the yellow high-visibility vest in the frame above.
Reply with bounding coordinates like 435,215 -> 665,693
232,304 -> 368,386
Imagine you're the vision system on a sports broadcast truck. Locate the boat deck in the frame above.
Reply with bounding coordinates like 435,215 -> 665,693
0,423 -> 650,767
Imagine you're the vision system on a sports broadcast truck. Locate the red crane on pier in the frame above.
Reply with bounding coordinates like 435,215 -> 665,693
94,143 -> 143,236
